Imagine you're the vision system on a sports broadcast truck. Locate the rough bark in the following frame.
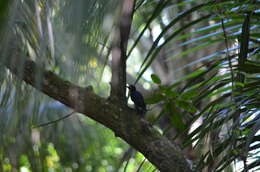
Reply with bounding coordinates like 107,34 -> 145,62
4,43 -> 191,172
2,0 -> 192,171
110,0 -> 134,102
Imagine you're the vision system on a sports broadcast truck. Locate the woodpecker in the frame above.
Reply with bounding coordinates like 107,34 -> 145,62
127,85 -> 147,115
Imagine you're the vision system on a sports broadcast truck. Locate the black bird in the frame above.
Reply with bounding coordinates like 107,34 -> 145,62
127,85 -> 147,115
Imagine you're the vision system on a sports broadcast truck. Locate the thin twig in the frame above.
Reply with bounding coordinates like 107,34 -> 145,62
32,111 -> 75,128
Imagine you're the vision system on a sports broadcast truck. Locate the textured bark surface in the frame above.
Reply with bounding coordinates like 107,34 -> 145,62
4,51 -> 191,172
110,0 -> 134,102
2,0 -> 192,171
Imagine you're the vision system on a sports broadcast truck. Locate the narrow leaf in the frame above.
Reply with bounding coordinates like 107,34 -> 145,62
151,74 -> 161,84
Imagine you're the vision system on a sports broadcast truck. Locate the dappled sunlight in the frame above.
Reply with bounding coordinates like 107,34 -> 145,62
0,0 -> 259,171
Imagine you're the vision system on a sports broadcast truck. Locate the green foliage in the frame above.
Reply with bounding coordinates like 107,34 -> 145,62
0,0 -> 10,31
131,0 -> 260,171
0,0 -> 127,171
0,0 -> 259,171
165,102 -> 185,131
151,74 -> 161,84
145,93 -> 164,105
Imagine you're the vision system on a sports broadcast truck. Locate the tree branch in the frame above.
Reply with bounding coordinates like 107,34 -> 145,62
110,0 -> 134,102
2,0 -> 191,169
4,46 -> 192,172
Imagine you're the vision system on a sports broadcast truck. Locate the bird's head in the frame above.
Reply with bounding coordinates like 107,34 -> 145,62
126,85 -> 136,92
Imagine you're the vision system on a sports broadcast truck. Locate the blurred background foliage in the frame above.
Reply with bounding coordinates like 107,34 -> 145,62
0,0 -> 259,171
